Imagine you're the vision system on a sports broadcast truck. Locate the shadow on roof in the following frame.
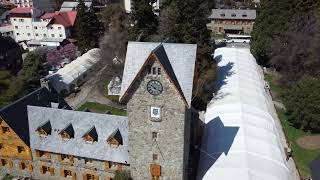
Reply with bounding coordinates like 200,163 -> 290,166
197,116 -> 239,180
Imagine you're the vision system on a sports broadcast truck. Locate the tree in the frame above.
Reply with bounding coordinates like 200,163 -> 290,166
131,0 -> 158,38
282,76 -> 320,132
75,0 -> 103,54
46,49 -> 63,67
159,0 -> 216,110
61,43 -> 77,60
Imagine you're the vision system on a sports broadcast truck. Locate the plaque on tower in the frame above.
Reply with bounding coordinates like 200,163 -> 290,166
150,107 -> 161,121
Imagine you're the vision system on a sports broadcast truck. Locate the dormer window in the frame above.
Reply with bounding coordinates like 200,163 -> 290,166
242,14 -> 247,17
59,123 -> 74,140
36,121 -> 51,137
107,129 -> 123,148
231,13 -> 236,17
82,126 -> 98,143
220,13 -> 225,17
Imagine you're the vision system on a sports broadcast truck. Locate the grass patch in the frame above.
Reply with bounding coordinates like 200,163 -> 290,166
77,102 -> 126,116
277,109 -> 320,178
2,174 -> 13,180
264,74 -> 282,94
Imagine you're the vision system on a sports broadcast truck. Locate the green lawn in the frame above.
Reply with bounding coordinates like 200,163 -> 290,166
77,102 -> 126,116
277,109 -> 320,178
265,73 -> 320,178
2,174 -> 13,180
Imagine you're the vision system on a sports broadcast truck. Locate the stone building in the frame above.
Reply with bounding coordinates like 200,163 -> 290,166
27,106 -> 129,180
120,42 -> 197,179
0,87 -> 71,178
207,9 -> 256,35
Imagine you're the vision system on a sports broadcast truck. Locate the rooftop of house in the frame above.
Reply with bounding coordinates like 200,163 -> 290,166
59,1 -> 92,12
120,42 -> 197,107
0,87 -> 71,146
42,11 -> 77,27
10,7 -> 37,14
28,106 -> 129,164
209,9 -> 256,20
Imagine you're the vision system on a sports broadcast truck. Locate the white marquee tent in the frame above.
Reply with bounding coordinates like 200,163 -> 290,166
47,48 -> 101,94
197,48 -> 292,180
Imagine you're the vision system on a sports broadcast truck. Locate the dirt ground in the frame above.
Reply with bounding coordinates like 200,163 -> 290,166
296,135 -> 320,150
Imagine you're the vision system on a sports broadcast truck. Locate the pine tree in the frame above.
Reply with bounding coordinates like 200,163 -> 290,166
75,0 -> 102,54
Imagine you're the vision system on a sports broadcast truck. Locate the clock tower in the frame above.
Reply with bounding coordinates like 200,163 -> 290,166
120,42 -> 197,180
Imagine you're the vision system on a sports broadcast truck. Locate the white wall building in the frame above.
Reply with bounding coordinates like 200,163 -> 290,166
10,0 -> 33,7
10,7 -> 77,46
124,0 -> 161,13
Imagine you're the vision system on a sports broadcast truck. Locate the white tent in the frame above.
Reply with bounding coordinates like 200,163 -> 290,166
197,48 -> 292,180
47,48 -> 101,94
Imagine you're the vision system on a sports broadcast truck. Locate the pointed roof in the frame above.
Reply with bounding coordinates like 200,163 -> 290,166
46,11 -> 77,28
120,42 -> 197,107
36,120 -> 52,135
59,123 -> 74,138
107,128 -> 123,145
83,126 -> 98,142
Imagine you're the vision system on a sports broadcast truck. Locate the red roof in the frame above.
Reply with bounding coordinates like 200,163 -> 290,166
48,11 -> 77,28
10,7 -> 34,14
41,12 -> 55,19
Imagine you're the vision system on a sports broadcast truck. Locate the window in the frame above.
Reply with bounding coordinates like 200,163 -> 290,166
152,67 -> 156,75
43,34 -> 47,37
84,158 -> 93,164
50,26 -> 53,30
16,33 -> 20,36
152,132 -> 158,140
242,14 -> 247,17
153,154 -> 158,161
2,126 -> 10,133
58,27 -> 61,30
41,166 -> 50,174
14,26 -> 18,29
17,146 -> 25,153
220,13 -> 225,17
157,68 -> 161,75
231,13 -> 236,17
35,33 -> 39,36
59,34 -> 63,37
150,164 -> 161,179
86,174 -> 96,180
1,159 -> 7,166
20,162 -> 26,170
51,34 -> 54,37
27,33 -> 31,36
34,26 -> 37,29
13,18 -> 16,21
63,169 -> 72,177
19,19 -> 24,22
148,66 -> 152,74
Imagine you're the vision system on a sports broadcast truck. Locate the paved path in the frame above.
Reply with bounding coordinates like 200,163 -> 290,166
65,64 -> 125,110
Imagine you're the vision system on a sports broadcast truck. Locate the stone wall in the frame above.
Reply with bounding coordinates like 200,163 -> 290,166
207,19 -> 255,34
127,59 -> 190,180
31,150 -> 129,180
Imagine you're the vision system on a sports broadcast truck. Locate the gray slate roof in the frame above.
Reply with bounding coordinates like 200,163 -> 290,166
120,42 -> 197,107
0,87 -> 71,146
209,9 -> 256,20
28,106 -> 129,164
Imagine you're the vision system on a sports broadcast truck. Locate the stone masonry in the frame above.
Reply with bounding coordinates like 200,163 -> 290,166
127,59 -> 191,180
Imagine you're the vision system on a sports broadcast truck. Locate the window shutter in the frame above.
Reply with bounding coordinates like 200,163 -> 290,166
46,152 -> 51,160
60,168 -> 64,177
8,160 -> 13,168
57,154 -> 62,161
50,167 -> 55,176
36,150 -> 40,157
150,164 -> 161,176
94,175 -> 99,180
72,171 -> 76,180
117,164 -> 122,171
105,161 -> 110,169
28,164 -> 33,172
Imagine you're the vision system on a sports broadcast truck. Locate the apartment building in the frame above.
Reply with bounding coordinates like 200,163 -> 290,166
10,7 -> 76,45
10,0 -> 33,7
207,9 -> 256,35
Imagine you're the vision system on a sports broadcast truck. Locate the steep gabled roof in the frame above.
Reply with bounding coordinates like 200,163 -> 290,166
120,42 -> 197,107
36,120 -> 52,135
0,87 -> 71,146
47,11 -> 77,28
83,126 -> 98,142
107,128 -> 123,145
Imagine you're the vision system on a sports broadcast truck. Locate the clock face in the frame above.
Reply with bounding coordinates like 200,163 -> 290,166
147,80 -> 163,95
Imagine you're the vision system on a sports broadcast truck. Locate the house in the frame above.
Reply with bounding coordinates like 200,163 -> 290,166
124,0 -> 161,13
27,106 -> 129,180
0,35 -> 21,71
59,1 -> 92,12
207,9 -> 256,35
0,87 -> 71,177
120,42 -> 197,179
9,7 -> 77,49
